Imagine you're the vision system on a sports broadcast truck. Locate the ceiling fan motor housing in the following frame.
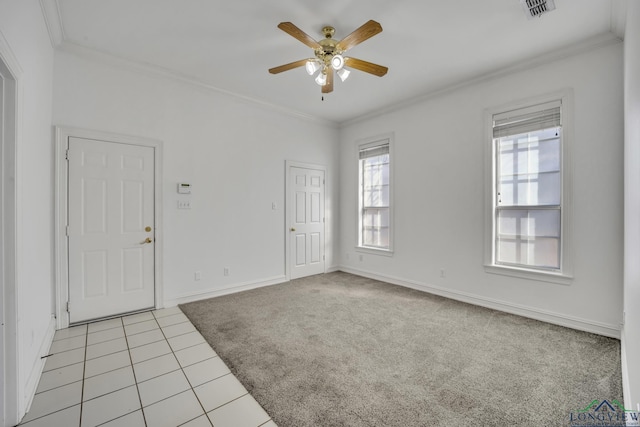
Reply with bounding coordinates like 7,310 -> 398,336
315,26 -> 342,71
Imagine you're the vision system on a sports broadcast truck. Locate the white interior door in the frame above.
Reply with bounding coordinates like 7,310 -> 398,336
67,137 -> 155,323
289,166 -> 325,279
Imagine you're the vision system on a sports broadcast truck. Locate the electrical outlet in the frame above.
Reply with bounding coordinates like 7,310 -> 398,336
224,267 -> 230,276
272,202 -> 277,210
440,269 -> 446,278
194,271 -> 201,281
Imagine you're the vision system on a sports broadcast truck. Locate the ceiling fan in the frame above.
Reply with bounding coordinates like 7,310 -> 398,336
269,20 -> 388,95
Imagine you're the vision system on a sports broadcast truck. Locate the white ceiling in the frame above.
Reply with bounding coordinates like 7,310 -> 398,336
45,0 -> 624,124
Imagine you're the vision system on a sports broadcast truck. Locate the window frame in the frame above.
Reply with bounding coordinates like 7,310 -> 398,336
484,90 -> 573,284
356,133 -> 394,256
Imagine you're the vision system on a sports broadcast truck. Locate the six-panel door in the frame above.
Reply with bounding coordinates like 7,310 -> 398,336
67,137 -> 155,323
290,166 -> 325,279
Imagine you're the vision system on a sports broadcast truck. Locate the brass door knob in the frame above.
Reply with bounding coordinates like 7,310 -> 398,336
290,228 -> 296,232
141,237 -> 153,244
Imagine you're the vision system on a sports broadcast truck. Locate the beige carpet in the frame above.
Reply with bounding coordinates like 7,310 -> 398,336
180,272 -> 623,427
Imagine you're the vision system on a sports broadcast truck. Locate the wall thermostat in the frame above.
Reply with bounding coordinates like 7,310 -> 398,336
177,183 -> 192,194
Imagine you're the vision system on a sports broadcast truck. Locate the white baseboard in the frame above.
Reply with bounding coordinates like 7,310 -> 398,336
163,275 -> 289,307
339,266 -> 621,339
326,265 -> 340,273
21,315 -> 57,417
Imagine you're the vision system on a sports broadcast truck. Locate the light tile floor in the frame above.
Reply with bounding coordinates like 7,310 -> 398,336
18,307 -> 278,427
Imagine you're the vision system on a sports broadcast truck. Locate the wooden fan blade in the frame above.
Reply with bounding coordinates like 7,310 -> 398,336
322,69 -> 334,94
277,22 -> 322,49
336,20 -> 383,52
344,57 -> 388,77
269,59 -> 308,74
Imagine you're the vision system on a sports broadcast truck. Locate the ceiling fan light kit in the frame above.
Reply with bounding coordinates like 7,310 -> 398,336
269,20 -> 388,96
305,60 -> 321,75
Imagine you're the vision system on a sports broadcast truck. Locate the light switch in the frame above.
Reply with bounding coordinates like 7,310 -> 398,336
178,200 -> 191,209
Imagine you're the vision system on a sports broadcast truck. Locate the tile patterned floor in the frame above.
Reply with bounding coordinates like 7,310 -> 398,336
18,307 -> 278,427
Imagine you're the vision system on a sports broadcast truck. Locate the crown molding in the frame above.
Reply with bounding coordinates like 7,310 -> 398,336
56,41 -> 337,128
611,0 -> 628,39
340,32 -> 622,128
39,0 -> 64,48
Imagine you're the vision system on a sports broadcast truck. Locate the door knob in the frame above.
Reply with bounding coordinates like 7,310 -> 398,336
141,237 -> 153,244
290,228 -> 296,232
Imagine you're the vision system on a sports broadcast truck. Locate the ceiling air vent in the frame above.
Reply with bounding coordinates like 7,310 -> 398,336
520,0 -> 556,19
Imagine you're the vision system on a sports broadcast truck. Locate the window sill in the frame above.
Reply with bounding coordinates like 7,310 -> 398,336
356,246 -> 394,257
484,264 -> 573,285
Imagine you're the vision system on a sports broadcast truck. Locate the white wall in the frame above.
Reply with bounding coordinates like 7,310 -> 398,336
623,0 -> 640,412
53,50 -> 340,305
0,0 -> 55,422
339,42 -> 624,337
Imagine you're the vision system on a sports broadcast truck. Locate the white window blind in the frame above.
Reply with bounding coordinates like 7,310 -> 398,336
493,100 -> 561,138
359,143 -> 389,159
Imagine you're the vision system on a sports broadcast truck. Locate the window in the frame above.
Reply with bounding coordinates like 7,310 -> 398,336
358,137 -> 392,253
485,93 -> 572,282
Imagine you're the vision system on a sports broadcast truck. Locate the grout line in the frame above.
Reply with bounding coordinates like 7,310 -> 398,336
123,321 -> 161,334
154,310 -> 211,422
41,349 -> 85,372
178,354 -> 217,370
168,340 -> 212,355
82,356 -> 133,380
85,344 -> 129,361
78,321 -> 90,427
128,338 -> 166,350
82,375 -> 136,403
52,327 -> 88,342
33,378 -> 83,397
135,367 -> 182,385
94,408 -> 141,427
123,317 -> 149,426
140,388 -> 195,411
177,414 -> 210,427
86,322 -> 126,335
190,371 -> 232,389
207,392 -> 250,414
130,350 -> 173,367
18,404 -> 82,426
121,313 -> 156,326
86,333 -> 126,347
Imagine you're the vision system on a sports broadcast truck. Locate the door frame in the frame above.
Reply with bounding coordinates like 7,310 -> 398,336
285,160 -> 327,280
55,126 -> 164,329
0,31 -> 21,427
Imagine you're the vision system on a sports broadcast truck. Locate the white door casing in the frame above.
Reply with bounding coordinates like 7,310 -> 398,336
0,37 -> 20,427
67,137 -> 156,323
0,57 -> 5,427
288,164 -> 325,279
